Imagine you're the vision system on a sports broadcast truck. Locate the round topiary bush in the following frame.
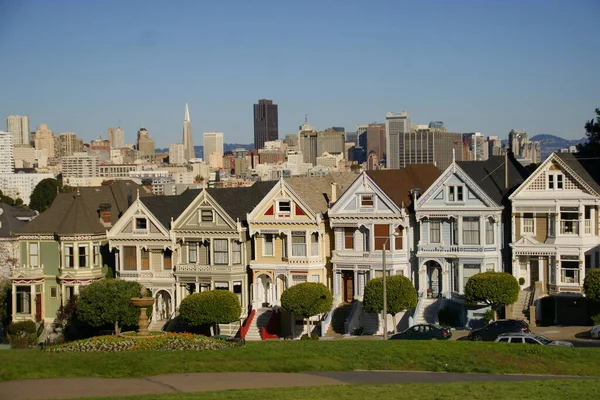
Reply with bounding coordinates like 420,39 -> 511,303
280,282 -> 333,319
363,275 -> 418,332
464,272 -> 519,319
518,277 -> 526,286
8,320 -> 38,348
179,290 -> 241,328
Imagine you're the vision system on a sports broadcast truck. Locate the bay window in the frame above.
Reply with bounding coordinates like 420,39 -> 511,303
232,241 -> 242,264
263,234 -> 274,256
374,224 -> 390,250
463,217 -> 480,245
486,218 -> 494,245
78,245 -> 89,267
311,232 -> 319,256
214,239 -> 229,265
429,221 -> 441,244
123,246 -> 137,270
291,232 -> 306,257
343,228 -> 354,250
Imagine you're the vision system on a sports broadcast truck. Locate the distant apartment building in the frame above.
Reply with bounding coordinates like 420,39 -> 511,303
55,132 -> 84,158
136,128 -> 155,158
169,143 -> 185,165
90,138 -> 110,152
34,124 -> 55,158
13,146 -> 36,169
366,123 -> 386,161
99,164 -> 138,178
317,129 -> 345,158
298,123 -> 318,165
283,134 -> 298,148
0,132 -> 14,174
6,115 -> 29,146
203,132 -> 224,168
462,132 -> 489,161
509,129 -> 541,164
61,152 -> 100,178
107,127 -> 125,148
253,99 -> 279,150
385,112 -> 410,169
488,136 -> 504,156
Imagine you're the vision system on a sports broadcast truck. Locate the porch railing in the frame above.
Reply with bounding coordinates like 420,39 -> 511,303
409,291 -> 425,327
320,304 -> 336,337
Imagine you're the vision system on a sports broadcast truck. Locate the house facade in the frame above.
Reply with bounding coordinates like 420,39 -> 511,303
247,174 -> 356,308
509,152 -> 600,294
414,156 -> 527,297
328,166 -> 440,305
11,181 -> 149,323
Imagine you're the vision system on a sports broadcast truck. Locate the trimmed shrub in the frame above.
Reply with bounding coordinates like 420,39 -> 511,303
8,320 -> 38,348
464,272 -> 519,318
592,314 -> 600,325
584,269 -> 600,303
179,290 -> 241,328
483,309 -> 495,325
363,275 -> 418,332
437,308 -> 459,328
281,283 -> 333,319
75,279 -> 142,334
518,277 -> 526,286
300,333 -> 319,340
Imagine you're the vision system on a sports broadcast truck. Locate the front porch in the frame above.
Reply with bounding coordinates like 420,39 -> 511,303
513,253 -> 586,295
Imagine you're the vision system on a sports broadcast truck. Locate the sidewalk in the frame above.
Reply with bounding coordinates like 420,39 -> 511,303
0,371 -> 589,400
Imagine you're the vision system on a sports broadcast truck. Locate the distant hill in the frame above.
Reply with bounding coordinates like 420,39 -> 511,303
531,135 -> 587,159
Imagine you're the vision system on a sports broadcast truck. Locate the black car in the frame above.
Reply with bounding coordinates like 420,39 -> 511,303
389,324 -> 452,340
468,319 -> 530,341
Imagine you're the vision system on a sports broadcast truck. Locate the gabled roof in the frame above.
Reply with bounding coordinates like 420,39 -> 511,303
0,204 -> 38,238
457,155 -> 529,205
18,180 -> 152,235
284,172 -> 358,214
206,181 -> 277,223
140,189 -> 201,229
554,152 -> 600,195
367,165 -> 440,208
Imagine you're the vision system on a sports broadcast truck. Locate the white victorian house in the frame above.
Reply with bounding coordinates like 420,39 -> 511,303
509,152 -> 600,296
415,156 -> 527,298
328,166 -> 440,305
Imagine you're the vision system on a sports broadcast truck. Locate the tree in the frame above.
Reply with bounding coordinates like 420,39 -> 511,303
464,272 -> 519,320
577,107 -> 600,156
280,282 -> 333,334
363,276 -> 418,333
75,279 -> 142,334
29,178 -> 59,212
178,290 -> 241,335
584,269 -> 600,303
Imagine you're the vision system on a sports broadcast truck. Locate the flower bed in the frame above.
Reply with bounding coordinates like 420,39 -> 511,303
44,333 -> 243,353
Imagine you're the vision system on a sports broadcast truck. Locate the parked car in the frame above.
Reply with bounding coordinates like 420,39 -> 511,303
467,319 -> 530,341
590,325 -> 600,339
389,324 -> 452,340
495,332 -> 574,347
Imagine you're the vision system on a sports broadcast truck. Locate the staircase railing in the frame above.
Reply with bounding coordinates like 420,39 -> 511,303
345,300 -> 362,335
409,292 -> 425,327
240,309 -> 256,339
260,309 -> 280,340
320,304 -> 336,337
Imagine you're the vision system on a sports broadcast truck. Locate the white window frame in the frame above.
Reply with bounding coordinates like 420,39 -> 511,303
291,231 -> 307,257
188,242 -> 198,264
263,234 -> 274,257
277,200 -> 291,213
232,241 -> 242,264
200,209 -> 213,222
360,194 -> 374,208
429,220 -> 441,244
134,217 -> 148,231
486,218 -> 494,245
214,239 -> 229,265
522,213 -> 535,235
447,185 -> 464,202
93,243 -> 100,266
29,242 -> 39,267
311,232 -> 319,257
462,217 -> 480,245
547,172 -> 564,190
64,244 -> 74,268
78,244 -> 89,267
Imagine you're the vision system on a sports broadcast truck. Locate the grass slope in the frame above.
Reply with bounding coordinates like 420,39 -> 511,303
73,380 -> 600,400
2,340 -> 599,381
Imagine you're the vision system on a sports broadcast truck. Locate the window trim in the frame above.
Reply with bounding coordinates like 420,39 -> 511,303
277,200 -> 292,214
447,185 -> 464,202
291,231 -> 307,257
462,216 -> 480,245
213,239 -> 229,265
486,218 -> 495,245
78,244 -> 89,268
429,220 -> 441,244
521,213 -> 535,236
547,172 -> 564,190
360,194 -> 374,208
200,209 -> 213,222
64,244 -> 74,268
263,234 -> 274,257
343,228 -> 354,250
29,242 -> 39,267
134,217 -> 148,231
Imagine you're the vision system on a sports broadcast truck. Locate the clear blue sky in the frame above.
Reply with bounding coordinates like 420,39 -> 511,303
1,0 -> 598,147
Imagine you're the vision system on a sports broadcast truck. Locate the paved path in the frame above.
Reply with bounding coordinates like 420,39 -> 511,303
0,371 -> 592,400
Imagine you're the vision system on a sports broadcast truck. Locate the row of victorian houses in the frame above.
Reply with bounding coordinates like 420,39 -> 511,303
7,151 -> 600,337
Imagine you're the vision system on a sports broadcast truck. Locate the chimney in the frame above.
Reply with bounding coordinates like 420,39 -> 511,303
330,183 -> 338,204
99,203 -> 112,225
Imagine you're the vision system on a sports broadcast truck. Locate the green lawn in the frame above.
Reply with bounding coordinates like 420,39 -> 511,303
1,340 -> 599,381
72,380 -> 600,400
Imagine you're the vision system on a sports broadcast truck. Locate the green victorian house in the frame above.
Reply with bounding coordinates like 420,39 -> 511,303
10,181 -> 151,324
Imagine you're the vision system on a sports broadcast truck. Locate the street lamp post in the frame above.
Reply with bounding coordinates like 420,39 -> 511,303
382,231 -> 399,340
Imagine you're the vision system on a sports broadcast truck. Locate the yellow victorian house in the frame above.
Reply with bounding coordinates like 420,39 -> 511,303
247,173 -> 357,310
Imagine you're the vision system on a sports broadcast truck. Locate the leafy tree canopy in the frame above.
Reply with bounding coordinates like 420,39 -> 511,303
29,178 -> 59,212
577,107 -> 600,156
179,290 -> 241,326
75,279 -> 142,333
464,272 -> 519,309
280,282 -> 333,318
584,269 -> 600,303
363,275 -> 418,316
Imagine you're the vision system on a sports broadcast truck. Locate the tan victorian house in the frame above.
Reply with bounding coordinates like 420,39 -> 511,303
247,173 -> 357,309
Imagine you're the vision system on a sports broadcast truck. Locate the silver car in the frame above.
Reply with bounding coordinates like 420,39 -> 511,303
495,332 -> 574,347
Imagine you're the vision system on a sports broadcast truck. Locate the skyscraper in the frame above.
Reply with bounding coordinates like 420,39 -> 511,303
0,131 -> 14,174
54,132 -> 84,158
253,99 -> 278,150
137,128 -> 155,158
385,112 -> 410,169
203,132 -> 224,159
107,127 -> 125,148
6,115 -> 29,146
298,122 -> 318,165
34,124 -> 55,158
182,103 -> 195,161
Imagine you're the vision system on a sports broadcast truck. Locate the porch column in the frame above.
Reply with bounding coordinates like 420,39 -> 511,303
136,246 -> 141,271
30,283 -> 35,318
458,263 -> 464,294
419,263 -> 426,294
353,268 -> 358,301
11,283 -> 16,322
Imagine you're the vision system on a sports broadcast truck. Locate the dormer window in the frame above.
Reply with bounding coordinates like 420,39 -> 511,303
360,195 -> 374,207
448,186 -> 463,202
548,173 -> 563,190
135,218 -> 147,230
277,200 -> 291,213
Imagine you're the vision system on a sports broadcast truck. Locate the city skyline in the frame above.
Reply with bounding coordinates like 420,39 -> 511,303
1,1 -> 599,146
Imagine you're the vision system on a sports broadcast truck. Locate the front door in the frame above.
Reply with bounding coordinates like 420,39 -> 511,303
35,293 -> 42,321
342,271 -> 354,303
530,259 -> 539,286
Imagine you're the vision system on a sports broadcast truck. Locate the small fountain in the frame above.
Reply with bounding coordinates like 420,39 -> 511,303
130,287 -> 155,336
